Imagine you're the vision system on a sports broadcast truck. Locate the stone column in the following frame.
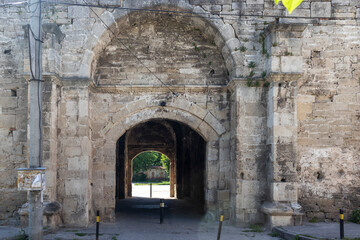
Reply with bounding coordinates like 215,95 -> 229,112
228,80 -> 269,224
58,83 -> 92,226
262,75 -> 302,227
169,152 -> 176,198
42,75 -> 61,203
261,23 -> 306,228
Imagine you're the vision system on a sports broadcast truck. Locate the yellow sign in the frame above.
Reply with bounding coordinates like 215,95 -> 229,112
275,0 -> 303,14
340,214 -> 344,220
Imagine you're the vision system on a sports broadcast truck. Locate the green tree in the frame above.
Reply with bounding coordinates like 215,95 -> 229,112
132,151 -> 170,173
132,151 -> 162,174
160,154 -> 170,174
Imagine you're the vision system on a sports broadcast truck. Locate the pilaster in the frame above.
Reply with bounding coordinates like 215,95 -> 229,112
261,23 -> 306,228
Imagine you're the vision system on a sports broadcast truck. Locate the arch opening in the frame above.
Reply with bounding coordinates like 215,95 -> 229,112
115,119 -> 206,213
131,151 -> 171,198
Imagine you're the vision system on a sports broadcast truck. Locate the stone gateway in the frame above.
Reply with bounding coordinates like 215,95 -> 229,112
0,0 -> 359,228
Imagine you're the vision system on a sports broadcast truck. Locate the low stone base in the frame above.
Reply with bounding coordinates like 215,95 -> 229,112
18,201 -> 62,229
261,202 -> 304,229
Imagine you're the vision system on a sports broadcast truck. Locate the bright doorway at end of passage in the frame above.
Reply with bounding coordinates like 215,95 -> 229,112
132,151 -> 172,199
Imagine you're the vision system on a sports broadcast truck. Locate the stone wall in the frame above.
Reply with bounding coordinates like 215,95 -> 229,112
94,11 -> 228,86
229,81 -> 268,223
0,4 -> 28,220
0,0 -> 359,226
56,83 -> 92,226
297,22 -> 360,220
88,86 -> 230,222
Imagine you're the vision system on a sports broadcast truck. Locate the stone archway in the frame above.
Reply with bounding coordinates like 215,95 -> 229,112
83,2 -> 231,223
91,106 -> 223,222
70,3 -> 241,79
118,120 -> 177,199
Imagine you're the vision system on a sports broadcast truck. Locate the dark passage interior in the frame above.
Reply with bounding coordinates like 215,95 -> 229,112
116,120 -> 206,212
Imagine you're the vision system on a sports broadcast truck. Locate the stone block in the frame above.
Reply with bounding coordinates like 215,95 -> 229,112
188,103 -> 207,119
217,190 -> 230,201
273,126 -> 293,137
297,102 -> 313,121
190,0 -> 231,5
297,94 -> 315,103
219,24 -> 235,42
273,112 -> 295,126
270,56 -> 281,72
68,6 -> 90,18
68,157 -> 88,171
239,180 -> 261,209
65,146 -> 82,157
246,0 -> 264,4
104,170 -> 115,187
204,112 -> 226,135
226,38 -> 241,52
280,56 -> 303,73
311,2 -> 331,18
0,115 -> 15,128
268,215 -> 292,227
271,182 -> 297,202
245,103 -> 266,117
0,97 -> 17,108
79,100 -> 88,117
65,101 -> 78,116
65,179 -> 87,196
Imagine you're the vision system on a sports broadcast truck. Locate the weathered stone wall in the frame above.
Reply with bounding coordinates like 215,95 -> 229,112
229,82 -> 268,223
0,0 -> 359,226
88,87 -> 230,222
94,11 -> 228,86
297,22 -> 360,220
0,5 -> 28,220
56,83 -> 92,226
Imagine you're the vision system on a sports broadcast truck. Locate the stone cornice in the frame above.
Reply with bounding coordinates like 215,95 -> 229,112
268,73 -> 302,82
264,23 -> 308,37
88,82 -> 227,94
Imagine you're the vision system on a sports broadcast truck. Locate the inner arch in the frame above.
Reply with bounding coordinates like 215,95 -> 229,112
116,119 -> 206,212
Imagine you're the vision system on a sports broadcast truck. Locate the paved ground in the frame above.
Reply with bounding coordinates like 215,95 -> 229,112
1,186 -> 359,240
275,222 -> 360,240
40,197 -> 277,240
0,226 -> 25,240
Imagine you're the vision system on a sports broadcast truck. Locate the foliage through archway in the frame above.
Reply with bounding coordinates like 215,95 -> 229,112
132,151 -> 170,182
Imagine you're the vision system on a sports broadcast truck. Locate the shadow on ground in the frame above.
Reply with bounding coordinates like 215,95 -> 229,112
41,197 -> 275,240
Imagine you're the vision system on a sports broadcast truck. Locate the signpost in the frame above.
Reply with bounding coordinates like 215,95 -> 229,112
17,0 -> 45,239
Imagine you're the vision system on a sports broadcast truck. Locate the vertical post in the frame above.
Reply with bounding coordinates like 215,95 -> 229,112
217,215 -> 223,240
160,199 -> 164,224
340,209 -> 344,239
96,210 -> 100,240
28,0 -> 43,239
150,183 -> 152,198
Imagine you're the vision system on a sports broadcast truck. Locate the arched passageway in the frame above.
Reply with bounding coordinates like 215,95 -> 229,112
115,120 -> 206,213
86,3 -> 229,223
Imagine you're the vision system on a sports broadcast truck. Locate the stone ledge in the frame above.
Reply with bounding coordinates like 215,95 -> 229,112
264,23 -> 308,36
262,202 -> 294,216
19,201 -> 62,229
262,202 -> 304,228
